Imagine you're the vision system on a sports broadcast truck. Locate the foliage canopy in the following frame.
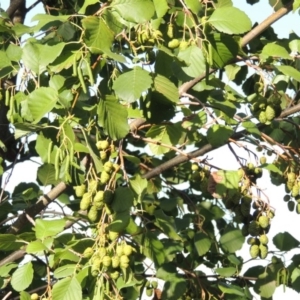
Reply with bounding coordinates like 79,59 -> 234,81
1,0 -> 300,299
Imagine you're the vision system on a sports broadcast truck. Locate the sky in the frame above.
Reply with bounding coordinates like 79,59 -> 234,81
1,0 -> 300,299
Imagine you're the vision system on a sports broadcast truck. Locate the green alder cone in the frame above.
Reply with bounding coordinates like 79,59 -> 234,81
288,200 -> 295,212
247,237 -> 257,245
103,161 -> 113,173
258,215 -> 269,229
168,39 -> 180,49
88,206 -> 98,222
287,172 -> 296,183
259,234 -> 269,245
88,180 -> 98,193
83,247 -> 94,258
74,184 -> 86,197
179,41 -> 189,51
265,105 -> 275,121
250,244 -> 259,259
31,294 -> 39,300
119,254 -> 130,268
100,171 -> 110,184
102,255 -> 112,267
98,247 -> 107,258
94,190 -> 104,202
116,244 -> 124,256
100,151 -> 107,160
248,221 -> 261,236
96,140 -> 109,150
108,230 -> 119,241
112,256 -> 120,268
110,270 -> 120,280
80,193 -> 92,210
291,184 -> 299,197
259,244 -> 268,259
258,111 -> 267,124
123,244 -> 133,256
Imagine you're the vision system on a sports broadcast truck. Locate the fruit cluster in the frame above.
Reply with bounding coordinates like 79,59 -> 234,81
250,89 -> 282,124
83,240 -> 134,279
74,139 -> 119,222
246,206 -> 274,259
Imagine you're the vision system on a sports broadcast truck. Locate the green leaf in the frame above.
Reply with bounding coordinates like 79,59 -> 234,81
208,7 -> 252,34
215,267 -> 236,277
153,74 -> 179,103
111,187 -> 134,213
153,209 -> 182,241
212,170 -> 240,199
35,219 -> 66,240
111,0 -> 155,23
207,34 -> 239,68
161,279 -> 186,300
52,277 -> 82,300
11,262 -> 34,292
113,67 -> 152,103
142,232 -> 165,266
157,263 -> 186,300
218,282 -> 244,296
177,45 -> 206,78
31,14 -> 70,31
0,263 -> 18,276
254,269 -> 276,298
182,110 -> 207,129
22,41 -> 65,74
273,232 -> 300,251
37,163 -> 60,186
220,228 -> 244,253
78,0 -> 99,13
129,174 -> 148,202
20,291 -> 31,300
291,267 -> 300,292
242,121 -> 261,137
261,163 -> 283,175
276,65 -> 300,82
207,124 -> 233,147
35,133 -> 51,163
0,234 -> 24,251
146,123 -> 182,155
6,44 -> 22,62
97,95 -> 129,140
261,43 -> 292,60
293,0 -> 300,11
82,16 -> 114,54
107,211 -> 130,232
54,264 -> 77,279
185,0 -> 202,14
26,87 -> 58,124
26,240 -> 48,254
194,232 -> 212,256
225,64 -> 241,81
153,0 -> 169,18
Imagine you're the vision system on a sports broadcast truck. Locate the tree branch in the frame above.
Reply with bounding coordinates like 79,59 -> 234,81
143,103 -> 300,180
7,182 -> 67,234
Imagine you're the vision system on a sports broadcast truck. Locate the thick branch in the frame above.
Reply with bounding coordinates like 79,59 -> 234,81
143,103 -> 300,180
7,182 -> 67,234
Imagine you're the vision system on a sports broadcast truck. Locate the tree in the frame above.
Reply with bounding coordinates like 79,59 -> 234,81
1,0 -> 300,299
